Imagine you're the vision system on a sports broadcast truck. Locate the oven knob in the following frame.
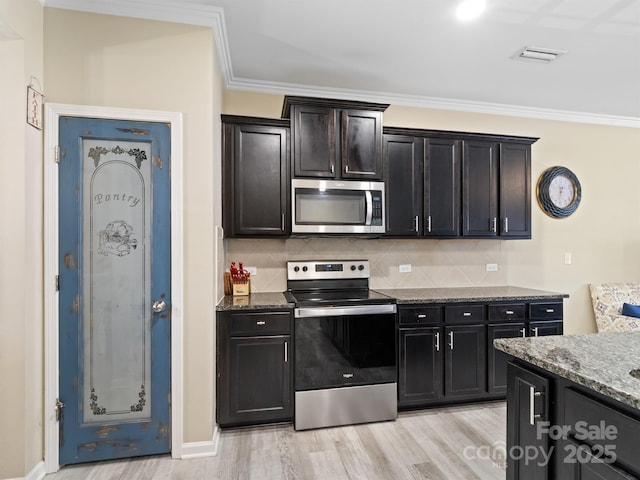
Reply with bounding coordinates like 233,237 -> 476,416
350,265 -> 356,271
293,266 -> 300,272
302,266 -> 308,272
358,264 -> 364,271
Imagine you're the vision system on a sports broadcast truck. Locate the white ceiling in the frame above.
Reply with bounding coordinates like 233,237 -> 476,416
44,0 -> 640,126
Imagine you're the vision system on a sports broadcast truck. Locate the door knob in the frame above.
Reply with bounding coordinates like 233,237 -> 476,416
152,300 -> 167,313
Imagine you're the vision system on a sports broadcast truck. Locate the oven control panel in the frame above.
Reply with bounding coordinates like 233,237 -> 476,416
287,260 -> 370,280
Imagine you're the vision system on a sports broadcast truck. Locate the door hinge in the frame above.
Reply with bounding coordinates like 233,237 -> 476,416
55,275 -> 60,292
54,145 -> 60,164
55,398 -> 64,421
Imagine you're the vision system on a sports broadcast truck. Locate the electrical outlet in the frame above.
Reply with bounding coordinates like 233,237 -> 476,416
399,264 -> 412,273
245,266 -> 257,276
486,263 -> 498,272
564,253 -> 572,265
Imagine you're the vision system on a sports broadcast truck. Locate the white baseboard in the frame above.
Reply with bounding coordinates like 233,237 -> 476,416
6,461 -> 47,480
180,426 -> 220,459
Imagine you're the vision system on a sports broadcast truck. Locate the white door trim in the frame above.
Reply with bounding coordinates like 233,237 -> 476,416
44,103 -> 184,473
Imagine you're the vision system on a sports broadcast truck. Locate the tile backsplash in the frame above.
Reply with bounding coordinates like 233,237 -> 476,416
225,238 -> 506,292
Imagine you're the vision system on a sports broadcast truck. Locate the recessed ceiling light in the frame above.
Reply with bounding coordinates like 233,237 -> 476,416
456,0 -> 486,21
513,46 -> 567,63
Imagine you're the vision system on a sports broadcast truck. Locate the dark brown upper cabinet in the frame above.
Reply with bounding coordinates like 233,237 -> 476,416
222,115 -> 290,237
384,126 -> 537,239
282,96 -> 388,180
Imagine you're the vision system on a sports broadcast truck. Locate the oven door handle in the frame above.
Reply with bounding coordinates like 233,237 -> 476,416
295,304 -> 397,318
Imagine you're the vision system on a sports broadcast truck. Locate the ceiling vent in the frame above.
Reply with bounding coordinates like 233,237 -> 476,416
513,46 -> 567,63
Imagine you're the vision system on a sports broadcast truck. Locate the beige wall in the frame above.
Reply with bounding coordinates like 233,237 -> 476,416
44,8 -> 222,449
0,1 -> 43,478
223,91 -> 640,335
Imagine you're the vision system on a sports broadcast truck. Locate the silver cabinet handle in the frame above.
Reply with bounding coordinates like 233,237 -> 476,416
281,213 -> 285,231
330,164 -> 335,174
491,217 -> 497,233
256,321 -> 266,325
344,165 -> 349,174
427,215 -> 432,233
546,309 -> 554,313
506,310 -> 514,315
463,312 -> 472,317
435,332 -> 440,352
533,327 -> 539,337
414,215 -> 419,233
504,217 -> 509,233
417,314 -> 427,319
448,331 -> 454,350
520,327 -> 526,337
284,341 -> 288,363
529,386 -> 542,425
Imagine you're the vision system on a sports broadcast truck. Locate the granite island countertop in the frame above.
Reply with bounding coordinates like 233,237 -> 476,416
375,285 -> 568,304
494,332 -> 640,411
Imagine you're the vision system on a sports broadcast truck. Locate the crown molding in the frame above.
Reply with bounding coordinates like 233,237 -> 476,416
226,77 -> 640,129
43,0 -> 640,129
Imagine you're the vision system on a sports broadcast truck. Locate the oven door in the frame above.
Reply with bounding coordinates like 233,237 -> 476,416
294,304 -> 397,391
291,179 -> 385,234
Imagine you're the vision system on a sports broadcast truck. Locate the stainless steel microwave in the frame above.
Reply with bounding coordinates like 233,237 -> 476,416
291,179 -> 385,234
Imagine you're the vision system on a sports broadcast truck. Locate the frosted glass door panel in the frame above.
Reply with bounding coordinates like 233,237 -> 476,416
81,140 -> 152,423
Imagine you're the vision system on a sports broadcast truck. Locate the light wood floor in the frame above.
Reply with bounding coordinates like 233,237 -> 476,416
46,402 -> 507,480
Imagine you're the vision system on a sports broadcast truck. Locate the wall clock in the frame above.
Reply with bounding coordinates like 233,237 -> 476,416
536,166 -> 581,218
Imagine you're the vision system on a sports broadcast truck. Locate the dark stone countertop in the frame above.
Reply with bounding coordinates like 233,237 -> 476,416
216,285 -> 567,311
216,292 -> 292,311
375,285 -> 568,304
494,332 -> 640,411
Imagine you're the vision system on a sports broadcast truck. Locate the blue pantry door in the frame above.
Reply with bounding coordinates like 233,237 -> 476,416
58,116 -> 171,464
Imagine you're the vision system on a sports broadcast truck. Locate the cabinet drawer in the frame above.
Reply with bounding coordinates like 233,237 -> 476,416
444,305 -> 485,323
564,388 -> 640,474
399,306 -> 442,325
488,303 -> 525,321
230,311 -> 291,336
529,302 -> 563,319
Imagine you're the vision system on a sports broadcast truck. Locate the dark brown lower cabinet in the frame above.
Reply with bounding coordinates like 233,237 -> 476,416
487,323 -> 526,394
445,324 -> 486,398
217,310 -> 293,427
506,362 -> 551,480
529,320 -> 563,337
398,327 -> 443,406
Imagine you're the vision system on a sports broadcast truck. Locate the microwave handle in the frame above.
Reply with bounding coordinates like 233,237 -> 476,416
365,190 -> 373,226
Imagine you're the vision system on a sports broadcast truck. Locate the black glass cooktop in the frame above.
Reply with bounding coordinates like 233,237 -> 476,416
285,288 -> 394,307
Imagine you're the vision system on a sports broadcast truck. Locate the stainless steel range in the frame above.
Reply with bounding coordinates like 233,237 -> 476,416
284,260 -> 397,430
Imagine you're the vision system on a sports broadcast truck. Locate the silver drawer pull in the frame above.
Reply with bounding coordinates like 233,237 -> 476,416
256,321 -> 266,325
546,309 -> 554,313
435,332 -> 440,351
463,312 -> 472,317
343,373 -> 354,379
506,310 -> 514,315
529,386 -> 543,425
417,314 -> 427,319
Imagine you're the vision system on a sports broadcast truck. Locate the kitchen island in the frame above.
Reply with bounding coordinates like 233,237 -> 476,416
494,332 -> 640,479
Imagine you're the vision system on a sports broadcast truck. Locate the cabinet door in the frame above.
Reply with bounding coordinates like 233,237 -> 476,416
565,439 -> 637,480
529,321 -> 563,337
292,105 -> 337,177
424,138 -> 461,237
341,109 -> 383,179
383,135 -> 423,236
487,323 -> 526,394
506,362 -> 550,480
228,124 -> 289,236
223,335 -> 292,426
500,143 -> 531,238
399,327 -> 443,406
462,141 -> 499,237
444,325 -> 486,398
